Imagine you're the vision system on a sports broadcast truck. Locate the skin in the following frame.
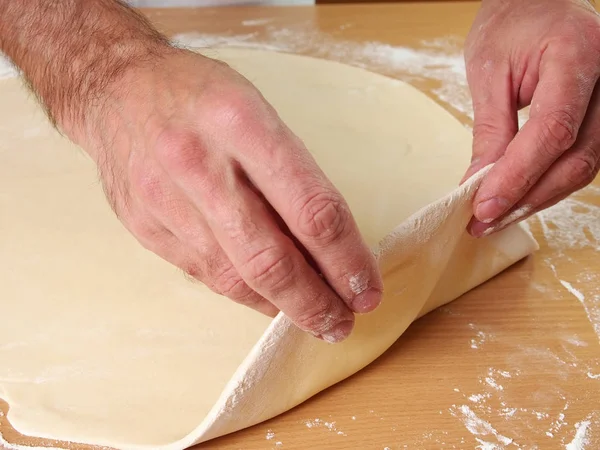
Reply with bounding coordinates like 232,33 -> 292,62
464,0 -> 600,236
0,0 -> 597,342
0,0 -> 383,343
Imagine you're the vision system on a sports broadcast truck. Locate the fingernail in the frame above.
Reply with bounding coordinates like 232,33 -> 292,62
352,288 -> 382,313
469,220 -> 491,238
475,197 -> 510,224
470,204 -> 534,238
321,320 -> 354,344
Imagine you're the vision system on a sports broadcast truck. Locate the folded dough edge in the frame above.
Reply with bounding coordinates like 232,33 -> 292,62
150,165 -> 538,450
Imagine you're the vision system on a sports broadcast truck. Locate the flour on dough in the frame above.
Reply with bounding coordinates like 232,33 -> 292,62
0,48 -> 537,449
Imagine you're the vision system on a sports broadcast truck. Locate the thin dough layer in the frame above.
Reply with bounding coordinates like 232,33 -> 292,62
0,48 -> 537,449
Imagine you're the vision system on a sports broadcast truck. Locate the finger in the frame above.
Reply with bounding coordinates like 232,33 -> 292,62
182,243 -> 280,317
472,46 -> 599,224
462,60 -> 518,182
157,139 -> 355,342
470,85 -> 600,237
129,163 -> 278,316
237,131 -> 383,315
207,178 -> 355,342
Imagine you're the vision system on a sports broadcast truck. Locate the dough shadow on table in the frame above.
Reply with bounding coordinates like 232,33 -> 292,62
0,259 -> 534,450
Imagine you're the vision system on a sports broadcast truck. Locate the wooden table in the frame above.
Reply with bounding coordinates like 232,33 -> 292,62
2,3 -> 599,449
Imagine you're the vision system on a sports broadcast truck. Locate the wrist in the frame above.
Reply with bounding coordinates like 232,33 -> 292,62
41,7 -> 172,137
0,1 -> 172,136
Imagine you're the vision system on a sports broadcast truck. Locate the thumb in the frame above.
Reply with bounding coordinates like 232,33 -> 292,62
461,62 -> 518,183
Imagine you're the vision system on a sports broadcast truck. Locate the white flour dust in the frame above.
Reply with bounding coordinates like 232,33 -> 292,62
566,418 -> 592,450
242,18 -> 274,27
303,418 -> 347,436
548,261 -> 600,340
560,280 -> 586,303
449,404 -> 513,448
530,187 -> 600,252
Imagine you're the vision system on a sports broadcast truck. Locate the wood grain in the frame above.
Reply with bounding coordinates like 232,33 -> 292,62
2,3 -> 599,450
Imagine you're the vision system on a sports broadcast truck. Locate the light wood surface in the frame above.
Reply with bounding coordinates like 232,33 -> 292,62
2,3 -> 599,450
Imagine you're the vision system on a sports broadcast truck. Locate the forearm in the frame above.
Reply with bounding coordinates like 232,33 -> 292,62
0,0 -> 169,128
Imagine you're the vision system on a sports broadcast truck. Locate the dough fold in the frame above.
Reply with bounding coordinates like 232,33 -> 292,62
0,48 -> 537,450
179,166 -> 538,448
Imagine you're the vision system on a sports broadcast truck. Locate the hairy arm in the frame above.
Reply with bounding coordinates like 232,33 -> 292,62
0,0 -> 169,129
0,0 -> 383,342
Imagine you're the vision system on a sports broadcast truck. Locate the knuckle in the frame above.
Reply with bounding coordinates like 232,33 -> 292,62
213,264 -> 254,300
182,262 -> 204,281
294,299 -> 335,334
540,110 -> 578,155
130,167 -> 164,205
296,189 -> 349,244
564,149 -> 598,186
129,220 -> 166,252
243,246 -> 296,292
207,88 -> 260,131
472,113 -> 514,156
506,170 -> 535,196
154,128 -> 206,174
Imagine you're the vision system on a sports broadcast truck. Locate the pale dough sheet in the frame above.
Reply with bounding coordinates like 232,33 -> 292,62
0,48 -> 538,449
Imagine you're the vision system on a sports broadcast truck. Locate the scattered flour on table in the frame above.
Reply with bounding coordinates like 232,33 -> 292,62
448,364 -> 600,447
470,330 -> 489,349
548,260 -> 600,340
530,187 -> 600,252
242,18 -> 274,27
560,280 -> 586,303
303,418 -> 346,436
449,404 -> 513,448
565,418 -> 592,450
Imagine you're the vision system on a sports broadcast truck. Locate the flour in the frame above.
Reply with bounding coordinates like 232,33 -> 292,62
0,53 -> 17,79
483,368 -> 510,391
565,419 -> 591,450
468,393 -> 490,403
450,404 -> 513,447
549,264 -> 600,340
303,418 -> 347,436
481,205 -> 533,236
560,280 -> 586,303
242,18 -> 274,26
348,272 -> 369,296
530,189 -> 600,251
470,330 -> 488,349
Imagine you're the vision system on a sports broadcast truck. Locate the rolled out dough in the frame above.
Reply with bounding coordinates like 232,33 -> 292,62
0,48 -> 538,449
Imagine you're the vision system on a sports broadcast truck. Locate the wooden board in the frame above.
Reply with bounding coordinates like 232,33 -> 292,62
2,3 -> 599,449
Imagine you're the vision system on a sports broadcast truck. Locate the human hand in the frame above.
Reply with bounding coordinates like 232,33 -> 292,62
462,0 -> 600,236
62,48 -> 382,343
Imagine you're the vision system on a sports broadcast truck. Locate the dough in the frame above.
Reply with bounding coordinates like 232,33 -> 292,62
0,48 -> 538,449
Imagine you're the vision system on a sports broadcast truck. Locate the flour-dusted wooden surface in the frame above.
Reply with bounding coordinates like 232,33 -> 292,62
2,3 -> 599,450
